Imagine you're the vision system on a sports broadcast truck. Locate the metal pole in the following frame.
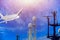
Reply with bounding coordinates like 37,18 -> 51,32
53,11 -> 56,36
47,17 -> 50,38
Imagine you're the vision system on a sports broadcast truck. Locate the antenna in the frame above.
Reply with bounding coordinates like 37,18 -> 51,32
45,11 -> 60,40
43,16 -> 52,38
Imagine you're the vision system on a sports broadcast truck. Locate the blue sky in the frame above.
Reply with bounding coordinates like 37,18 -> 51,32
0,0 -> 60,40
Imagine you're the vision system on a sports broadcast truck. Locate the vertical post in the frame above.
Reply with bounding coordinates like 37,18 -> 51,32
47,17 -> 50,38
43,16 -> 51,38
53,11 -> 56,36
